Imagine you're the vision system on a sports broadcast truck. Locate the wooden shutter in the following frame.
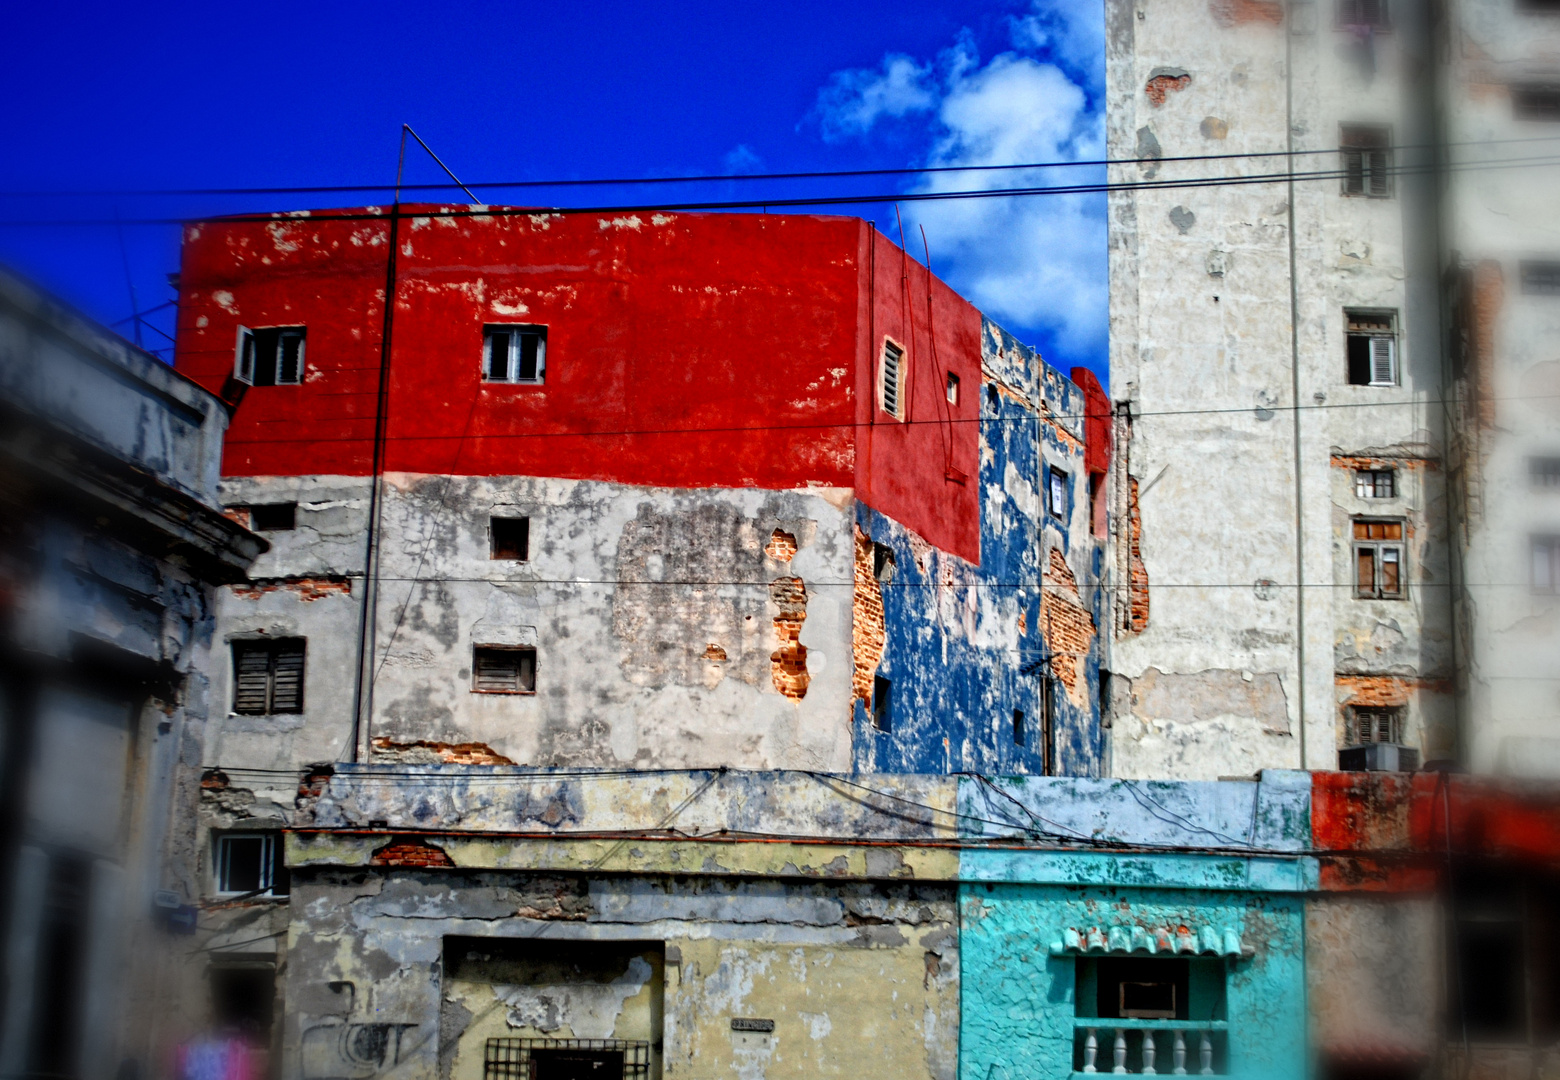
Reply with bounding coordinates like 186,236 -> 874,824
1368,148 -> 1390,196
1380,547 -> 1401,595
1369,336 -> 1396,385
474,648 -> 520,692
233,644 -> 272,714
1357,548 -> 1377,595
271,643 -> 305,713
1342,147 -> 1364,195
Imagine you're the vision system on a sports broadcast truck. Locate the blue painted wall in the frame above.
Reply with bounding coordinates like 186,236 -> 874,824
851,318 -> 1105,776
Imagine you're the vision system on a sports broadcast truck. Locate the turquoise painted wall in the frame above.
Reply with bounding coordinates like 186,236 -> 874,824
959,852 -> 1310,1079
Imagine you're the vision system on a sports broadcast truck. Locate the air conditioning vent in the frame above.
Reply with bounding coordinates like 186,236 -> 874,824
1339,743 -> 1420,772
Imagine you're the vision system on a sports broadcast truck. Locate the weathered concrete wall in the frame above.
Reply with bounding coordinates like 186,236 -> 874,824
1105,0 -> 1455,776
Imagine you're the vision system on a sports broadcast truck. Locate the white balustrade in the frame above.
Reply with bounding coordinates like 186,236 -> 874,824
1074,1027 -> 1223,1075
1083,1029 -> 1098,1073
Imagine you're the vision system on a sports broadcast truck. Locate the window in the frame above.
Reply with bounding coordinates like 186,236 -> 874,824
1048,468 -> 1069,519
1354,469 -> 1396,498
1534,536 -> 1560,593
483,325 -> 546,383
249,503 -> 296,531
1337,0 -> 1389,27
1340,125 -> 1392,197
1013,708 -> 1026,746
1347,705 -> 1403,745
1073,957 -> 1228,1072
1354,519 -> 1405,598
872,541 -> 895,581
946,372 -> 960,405
209,963 -> 276,1040
1346,310 -> 1398,386
232,639 -> 305,714
234,327 -> 305,386
1513,84 -> 1560,122
214,831 -> 288,897
1520,261 -> 1560,295
490,516 -> 530,560
880,341 -> 904,419
1532,457 -> 1560,488
473,646 -> 537,693
872,675 -> 892,731
1040,675 -> 1056,775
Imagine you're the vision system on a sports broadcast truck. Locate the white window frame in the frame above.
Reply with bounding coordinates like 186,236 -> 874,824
483,325 -> 547,384
1355,468 -> 1396,499
214,831 -> 281,897
235,326 -> 256,384
1346,310 -> 1399,387
234,326 -> 305,386
1048,468 -> 1069,518
1367,335 -> 1397,386
880,339 -> 905,420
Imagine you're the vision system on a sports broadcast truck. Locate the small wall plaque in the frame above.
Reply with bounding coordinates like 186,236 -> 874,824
731,1018 -> 775,1033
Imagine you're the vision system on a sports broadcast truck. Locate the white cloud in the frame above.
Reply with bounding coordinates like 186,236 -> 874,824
723,143 -> 764,174
810,2 -> 1106,365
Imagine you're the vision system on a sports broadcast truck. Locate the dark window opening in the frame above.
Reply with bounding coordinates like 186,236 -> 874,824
1532,458 -> 1560,489
872,541 -> 895,581
1514,84 -> 1560,122
1521,261 -> 1560,294
215,831 -> 288,897
945,371 -> 960,405
1346,310 -> 1398,385
1340,125 -> 1392,197
1354,519 -> 1405,598
491,516 -> 530,560
1013,708 -> 1026,746
1348,705 -> 1403,746
880,341 -> 904,419
249,503 -> 296,531
26,852 -> 91,1080
1089,472 -> 1108,538
485,1039 -> 651,1080
1355,469 -> 1396,499
209,964 -> 276,1041
235,327 -> 305,386
1337,0 -> 1389,27
1040,674 -> 1056,775
232,639 -> 305,714
1534,535 -> 1560,593
872,675 -> 892,731
474,646 -> 537,693
483,325 -> 547,383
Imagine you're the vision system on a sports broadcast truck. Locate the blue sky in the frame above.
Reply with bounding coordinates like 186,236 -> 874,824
0,0 -> 1105,384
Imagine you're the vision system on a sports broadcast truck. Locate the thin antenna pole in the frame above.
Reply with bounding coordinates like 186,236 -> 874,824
403,124 -> 480,203
114,208 -> 143,348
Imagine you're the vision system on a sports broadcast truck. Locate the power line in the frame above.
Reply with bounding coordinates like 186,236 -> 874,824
5,151 -> 1558,228
5,133 -> 1558,200
234,576 -> 1554,589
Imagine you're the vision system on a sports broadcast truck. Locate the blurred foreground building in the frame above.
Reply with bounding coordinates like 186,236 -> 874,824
0,267 -> 262,1078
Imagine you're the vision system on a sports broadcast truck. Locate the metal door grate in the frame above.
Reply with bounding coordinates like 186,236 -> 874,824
485,1038 -> 650,1080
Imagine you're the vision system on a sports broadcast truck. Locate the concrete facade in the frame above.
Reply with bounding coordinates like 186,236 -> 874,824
1099,0 -> 1560,779
0,266 -> 263,1079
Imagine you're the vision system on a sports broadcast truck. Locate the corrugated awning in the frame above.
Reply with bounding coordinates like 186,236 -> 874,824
1047,924 -> 1249,958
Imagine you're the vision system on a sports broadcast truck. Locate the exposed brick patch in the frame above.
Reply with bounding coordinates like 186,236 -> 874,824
764,528 -> 798,563
295,764 -> 334,814
231,577 -> 352,602
371,737 -> 515,765
200,768 -> 230,791
1145,74 -> 1192,108
1470,260 -> 1502,431
852,525 -> 887,706
223,507 -> 253,529
1126,477 -> 1150,633
371,837 -> 454,868
1333,674 -> 1453,750
1330,455 -> 1439,472
703,643 -> 728,661
769,576 -> 810,700
1040,548 -> 1095,706
1209,0 -> 1283,26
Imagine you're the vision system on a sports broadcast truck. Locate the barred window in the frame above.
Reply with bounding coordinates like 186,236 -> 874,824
232,639 -> 305,715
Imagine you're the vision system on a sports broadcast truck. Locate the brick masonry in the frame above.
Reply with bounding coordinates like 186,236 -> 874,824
851,525 -> 887,707
1040,548 -> 1095,706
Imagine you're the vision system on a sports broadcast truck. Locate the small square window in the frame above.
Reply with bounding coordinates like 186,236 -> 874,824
1355,469 -> 1396,499
483,325 -> 547,384
1345,310 -> 1398,386
473,646 -> 537,693
871,675 -> 892,731
1047,469 -> 1069,518
1337,0 -> 1389,27
946,372 -> 960,405
1534,536 -> 1560,593
1348,705 -> 1403,746
1520,261 -> 1560,295
232,639 -> 305,714
1340,125 -> 1392,197
234,327 -> 305,386
1353,519 -> 1405,598
1513,84 -> 1560,122
1531,458 -> 1560,489
249,503 -> 296,531
491,516 -> 530,560
214,831 -> 288,897
880,341 -> 904,420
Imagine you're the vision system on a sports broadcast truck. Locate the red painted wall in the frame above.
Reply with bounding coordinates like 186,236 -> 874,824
175,207 -> 982,560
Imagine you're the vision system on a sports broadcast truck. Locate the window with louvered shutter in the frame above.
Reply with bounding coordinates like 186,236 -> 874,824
1349,706 -> 1403,746
1340,125 -> 1392,198
232,639 -> 306,714
880,341 -> 904,419
1369,336 -> 1396,385
1345,309 -> 1398,385
473,646 -> 537,693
